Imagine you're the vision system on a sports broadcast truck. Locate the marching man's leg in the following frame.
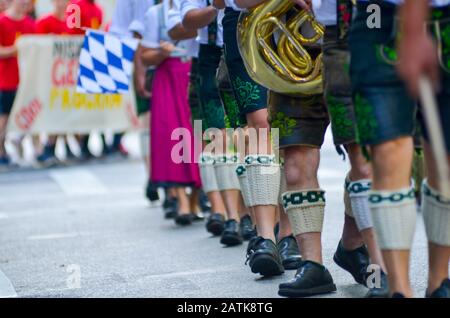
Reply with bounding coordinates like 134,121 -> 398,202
349,1 -> 420,297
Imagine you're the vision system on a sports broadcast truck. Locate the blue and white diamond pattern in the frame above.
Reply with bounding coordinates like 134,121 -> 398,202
77,30 -> 139,95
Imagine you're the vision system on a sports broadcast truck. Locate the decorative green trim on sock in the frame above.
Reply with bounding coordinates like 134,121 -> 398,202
244,155 -> 277,165
369,189 -> 415,205
236,165 -> 246,176
347,180 -> 372,194
283,190 -> 326,209
422,182 -> 450,205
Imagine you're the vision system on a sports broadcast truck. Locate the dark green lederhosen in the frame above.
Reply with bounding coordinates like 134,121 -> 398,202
350,2 -> 450,152
197,44 -> 226,130
268,90 -> 329,149
323,26 -> 356,146
189,57 -> 204,124
216,55 -> 245,128
222,8 -> 268,121
349,2 -> 417,146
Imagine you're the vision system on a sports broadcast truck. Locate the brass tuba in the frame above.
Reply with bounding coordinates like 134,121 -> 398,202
237,0 -> 324,96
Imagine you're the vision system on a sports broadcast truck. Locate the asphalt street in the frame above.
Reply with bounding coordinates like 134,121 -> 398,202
0,131 -> 443,298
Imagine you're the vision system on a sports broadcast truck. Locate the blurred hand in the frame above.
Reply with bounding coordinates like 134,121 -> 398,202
135,72 -> 152,98
212,0 -> 226,9
397,32 -> 440,98
159,41 -> 176,57
290,0 -> 312,11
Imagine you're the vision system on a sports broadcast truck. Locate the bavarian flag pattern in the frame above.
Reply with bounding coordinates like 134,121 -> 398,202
77,29 -> 139,95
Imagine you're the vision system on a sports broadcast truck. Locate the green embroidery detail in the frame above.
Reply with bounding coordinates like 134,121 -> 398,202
271,112 -> 297,138
432,10 -> 444,20
222,92 -> 240,128
354,94 -> 378,143
327,95 -> 354,140
441,24 -> 450,71
233,76 -> 261,109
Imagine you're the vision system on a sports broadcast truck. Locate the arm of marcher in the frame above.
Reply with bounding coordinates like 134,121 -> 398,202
180,0 -> 218,30
0,45 -> 17,58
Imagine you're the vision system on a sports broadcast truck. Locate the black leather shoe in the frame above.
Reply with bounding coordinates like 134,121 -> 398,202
220,220 -> 243,246
278,260 -> 337,297
240,215 -> 256,241
206,213 -> 225,236
333,240 -> 370,286
277,235 -> 302,270
365,271 -> 389,298
246,237 -> 284,277
163,197 -> 178,219
145,181 -> 159,202
426,278 -> 450,298
175,214 -> 193,226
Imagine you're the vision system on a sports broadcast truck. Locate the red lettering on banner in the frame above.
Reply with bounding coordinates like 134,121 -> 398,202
52,58 -> 78,86
15,99 -> 42,131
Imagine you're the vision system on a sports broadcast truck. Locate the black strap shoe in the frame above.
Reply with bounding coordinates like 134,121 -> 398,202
145,181 -> 159,202
175,214 -> 193,226
278,260 -> 337,298
206,213 -> 225,236
365,271 -> 389,298
220,219 -> 243,247
240,215 -> 256,241
333,239 -> 370,286
246,237 -> 284,277
277,235 -> 302,270
163,197 -> 178,219
426,278 -> 450,298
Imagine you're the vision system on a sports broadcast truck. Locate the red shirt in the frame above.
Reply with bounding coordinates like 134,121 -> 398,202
36,14 -> 71,35
0,15 -> 35,90
70,0 -> 103,34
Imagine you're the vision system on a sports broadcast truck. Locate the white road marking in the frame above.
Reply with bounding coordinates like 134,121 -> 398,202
0,269 -> 17,298
27,232 -> 82,241
49,169 -> 108,196
143,266 -> 235,280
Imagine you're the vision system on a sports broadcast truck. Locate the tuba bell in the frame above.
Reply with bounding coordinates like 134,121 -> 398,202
237,0 -> 324,96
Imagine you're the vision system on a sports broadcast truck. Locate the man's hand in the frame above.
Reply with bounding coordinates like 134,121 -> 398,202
397,0 -> 439,98
290,0 -> 312,11
397,33 -> 439,98
212,0 -> 225,9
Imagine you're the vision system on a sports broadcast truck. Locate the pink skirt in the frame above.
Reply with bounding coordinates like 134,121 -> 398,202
150,57 -> 201,188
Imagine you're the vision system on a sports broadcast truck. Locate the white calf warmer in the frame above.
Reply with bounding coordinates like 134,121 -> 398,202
245,155 -> 280,206
236,164 -> 253,207
279,165 -> 287,206
199,153 -> 219,194
214,154 -> 241,191
139,129 -> 150,157
347,179 -> 373,231
282,189 -> 326,236
344,178 -> 354,218
369,188 -> 417,250
422,181 -> 450,247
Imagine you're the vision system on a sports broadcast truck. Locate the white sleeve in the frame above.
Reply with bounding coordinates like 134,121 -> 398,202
141,7 -> 160,48
180,0 -> 205,21
224,0 -> 244,11
129,0 -> 155,36
167,0 -> 182,30
109,0 -> 133,36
